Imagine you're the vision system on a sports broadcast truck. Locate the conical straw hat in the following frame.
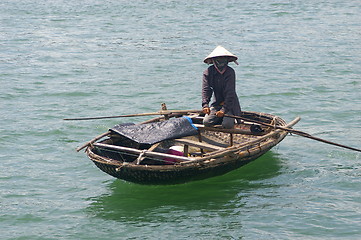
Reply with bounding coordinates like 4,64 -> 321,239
203,46 -> 238,64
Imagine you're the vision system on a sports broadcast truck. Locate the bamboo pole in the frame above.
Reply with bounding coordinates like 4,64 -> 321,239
64,110 -> 202,121
225,114 -> 361,152
76,131 -> 110,152
93,142 -> 195,162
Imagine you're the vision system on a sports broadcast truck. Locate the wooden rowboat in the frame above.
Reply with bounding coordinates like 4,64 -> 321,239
83,111 -> 300,185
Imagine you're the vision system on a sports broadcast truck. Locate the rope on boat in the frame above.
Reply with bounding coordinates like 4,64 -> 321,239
136,150 -> 147,165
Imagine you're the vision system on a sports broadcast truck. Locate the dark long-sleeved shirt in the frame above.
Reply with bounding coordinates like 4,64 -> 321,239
202,65 -> 241,115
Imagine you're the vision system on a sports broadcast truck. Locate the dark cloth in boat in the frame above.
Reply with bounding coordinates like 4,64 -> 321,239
110,117 -> 198,145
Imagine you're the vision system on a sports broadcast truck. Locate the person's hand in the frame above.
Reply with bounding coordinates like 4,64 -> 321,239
216,111 -> 224,117
203,107 -> 210,115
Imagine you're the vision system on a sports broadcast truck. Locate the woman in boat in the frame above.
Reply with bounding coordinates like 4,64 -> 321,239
202,46 -> 242,129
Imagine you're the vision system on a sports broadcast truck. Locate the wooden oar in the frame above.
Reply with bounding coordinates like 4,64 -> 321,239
225,114 -> 361,153
76,131 -> 110,152
64,109 -> 203,121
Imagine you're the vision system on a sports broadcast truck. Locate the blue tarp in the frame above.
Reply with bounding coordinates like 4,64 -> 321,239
110,117 -> 198,145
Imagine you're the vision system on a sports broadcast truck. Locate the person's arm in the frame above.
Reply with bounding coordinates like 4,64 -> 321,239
202,68 -> 213,109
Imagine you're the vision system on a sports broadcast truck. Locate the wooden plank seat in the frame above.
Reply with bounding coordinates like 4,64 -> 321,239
174,138 -> 225,151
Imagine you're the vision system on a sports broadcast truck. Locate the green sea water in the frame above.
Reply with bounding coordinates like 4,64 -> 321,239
1,0 -> 360,239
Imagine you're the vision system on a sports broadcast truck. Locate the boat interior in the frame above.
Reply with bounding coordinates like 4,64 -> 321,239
91,112 -> 281,166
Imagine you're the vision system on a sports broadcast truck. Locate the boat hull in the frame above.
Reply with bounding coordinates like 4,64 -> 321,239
89,148 -> 269,185
84,111 -> 299,185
